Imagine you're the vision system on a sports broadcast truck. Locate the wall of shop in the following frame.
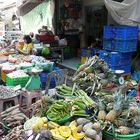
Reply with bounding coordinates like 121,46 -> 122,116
3,7 -> 16,31
83,0 -> 121,26
84,0 -> 104,6
20,1 -> 55,34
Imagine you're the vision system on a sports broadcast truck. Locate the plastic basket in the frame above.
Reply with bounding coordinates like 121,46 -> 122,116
1,70 -> 16,82
108,52 -> 132,66
40,72 -> 56,90
103,39 -> 137,52
47,115 -> 71,124
6,75 -> 30,87
81,48 -> 88,57
99,50 -> 132,66
104,26 -> 138,40
103,131 -> 140,140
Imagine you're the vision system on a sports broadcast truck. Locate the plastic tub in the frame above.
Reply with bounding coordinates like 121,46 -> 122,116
47,115 -> 71,124
103,131 -> 140,140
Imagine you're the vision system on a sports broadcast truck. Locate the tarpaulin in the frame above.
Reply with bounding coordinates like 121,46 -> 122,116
104,0 -> 140,26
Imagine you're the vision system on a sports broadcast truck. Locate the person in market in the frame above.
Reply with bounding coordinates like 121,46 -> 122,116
16,35 -> 33,55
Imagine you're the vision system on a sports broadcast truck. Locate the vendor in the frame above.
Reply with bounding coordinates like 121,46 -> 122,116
16,35 -> 33,55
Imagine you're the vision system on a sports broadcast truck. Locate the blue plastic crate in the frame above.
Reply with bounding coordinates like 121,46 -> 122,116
81,48 -> 87,57
39,72 -> 49,82
108,52 -> 132,66
109,64 -> 131,74
99,50 -> 132,66
89,48 -> 100,55
121,65 -> 131,74
103,39 -> 137,52
104,26 -> 138,40
81,48 -> 91,57
99,50 -> 109,62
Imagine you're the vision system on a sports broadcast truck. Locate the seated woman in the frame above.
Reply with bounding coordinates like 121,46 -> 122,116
16,35 -> 33,55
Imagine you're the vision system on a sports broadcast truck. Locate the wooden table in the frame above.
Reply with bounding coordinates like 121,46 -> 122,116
34,45 -> 67,62
49,46 -> 66,62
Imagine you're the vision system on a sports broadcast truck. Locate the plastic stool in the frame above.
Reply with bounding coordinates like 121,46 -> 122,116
45,69 -> 68,94
0,96 -> 19,113
19,90 -> 41,116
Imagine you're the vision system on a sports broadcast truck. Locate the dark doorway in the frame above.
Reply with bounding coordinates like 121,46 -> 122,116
85,5 -> 107,46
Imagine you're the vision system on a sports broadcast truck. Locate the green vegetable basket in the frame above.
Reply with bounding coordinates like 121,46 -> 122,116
103,131 -> 140,140
47,115 -> 71,124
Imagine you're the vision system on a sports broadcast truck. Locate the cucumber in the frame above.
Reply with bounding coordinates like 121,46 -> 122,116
62,84 -> 73,91
59,88 -> 72,95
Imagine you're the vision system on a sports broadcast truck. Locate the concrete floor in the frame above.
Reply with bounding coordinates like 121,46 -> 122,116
60,57 -> 81,70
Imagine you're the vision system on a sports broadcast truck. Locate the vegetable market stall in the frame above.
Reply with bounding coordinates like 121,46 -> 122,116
0,55 -> 140,140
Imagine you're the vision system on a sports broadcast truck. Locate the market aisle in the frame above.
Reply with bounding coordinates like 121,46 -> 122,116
60,57 -> 81,70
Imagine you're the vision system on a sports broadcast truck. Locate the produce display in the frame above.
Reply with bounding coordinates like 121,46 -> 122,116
49,119 -> 102,140
22,128 -> 52,140
73,56 -> 117,94
46,100 -> 71,123
0,86 -> 19,99
7,70 -> 29,78
95,90 -> 140,135
0,105 -> 28,129
23,117 -> 102,140
56,84 -> 96,107
2,125 -> 24,140
2,65 -> 16,72
24,117 -> 48,131
12,55 -> 32,63
31,55 -> 54,71
0,50 -> 140,140
19,62 -> 33,68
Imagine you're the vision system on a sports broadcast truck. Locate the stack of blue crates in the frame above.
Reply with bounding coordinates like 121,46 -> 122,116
101,25 -> 139,74
99,50 -> 132,73
103,26 -> 138,52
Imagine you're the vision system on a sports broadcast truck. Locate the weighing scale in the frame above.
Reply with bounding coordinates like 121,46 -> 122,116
115,70 -> 125,85
25,68 -> 43,91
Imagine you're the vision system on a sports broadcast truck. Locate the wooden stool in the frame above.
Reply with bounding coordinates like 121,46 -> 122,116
0,96 -> 19,113
19,90 -> 41,116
